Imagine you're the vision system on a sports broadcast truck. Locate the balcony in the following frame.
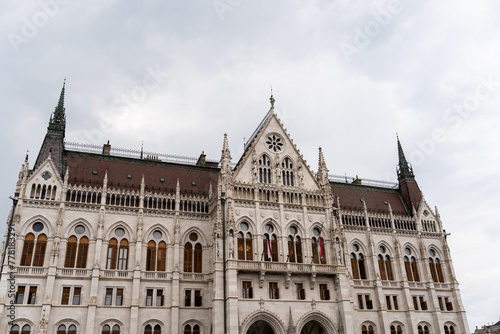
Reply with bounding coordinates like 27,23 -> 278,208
58,268 -> 92,277
13,266 -> 47,276
228,260 -> 339,275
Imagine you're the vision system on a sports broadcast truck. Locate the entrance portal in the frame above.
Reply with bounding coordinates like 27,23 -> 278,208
300,321 -> 326,334
247,320 -> 275,334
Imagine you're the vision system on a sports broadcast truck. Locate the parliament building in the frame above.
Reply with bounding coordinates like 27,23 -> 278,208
0,84 -> 469,334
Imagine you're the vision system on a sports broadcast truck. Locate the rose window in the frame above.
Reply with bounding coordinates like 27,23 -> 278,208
266,134 -> 284,152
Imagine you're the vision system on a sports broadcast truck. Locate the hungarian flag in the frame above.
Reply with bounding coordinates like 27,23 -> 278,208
266,226 -> 273,261
319,223 -> 325,261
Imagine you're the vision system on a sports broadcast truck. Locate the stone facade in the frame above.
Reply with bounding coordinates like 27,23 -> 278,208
0,88 -> 469,334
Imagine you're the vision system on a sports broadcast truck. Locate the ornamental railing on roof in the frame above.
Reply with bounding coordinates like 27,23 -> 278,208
64,141 -> 219,166
329,174 -> 398,189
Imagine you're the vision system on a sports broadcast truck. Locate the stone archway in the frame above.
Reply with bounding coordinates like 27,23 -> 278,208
241,311 -> 286,334
247,320 -> 275,334
300,321 -> 326,334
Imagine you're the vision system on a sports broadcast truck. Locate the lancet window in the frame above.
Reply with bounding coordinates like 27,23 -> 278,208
350,243 -> 366,279
237,222 -> 253,261
311,227 -> 326,264
20,222 -> 47,267
147,230 -> 167,271
184,232 -> 202,273
428,248 -> 444,283
404,247 -> 420,282
259,155 -> 272,184
282,157 -> 294,186
378,245 -> 394,280
287,225 -> 303,263
106,228 -> 129,270
263,224 -> 278,262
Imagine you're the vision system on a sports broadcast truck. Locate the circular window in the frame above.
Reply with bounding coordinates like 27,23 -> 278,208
266,224 -> 274,233
429,249 -> 436,257
75,225 -> 85,235
313,228 -> 320,237
405,248 -> 411,255
153,230 -> 162,239
352,244 -> 359,252
379,246 -> 386,254
289,226 -> 297,235
265,134 -> 284,152
240,222 -> 249,231
189,233 -> 198,241
42,171 -> 52,181
115,228 -> 125,237
33,222 -> 44,232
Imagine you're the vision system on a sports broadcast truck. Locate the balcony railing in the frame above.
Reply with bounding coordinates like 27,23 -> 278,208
228,260 -> 339,275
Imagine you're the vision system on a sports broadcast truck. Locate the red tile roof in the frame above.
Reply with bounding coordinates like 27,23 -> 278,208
65,152 -> 219,197
330,182 -> 409,215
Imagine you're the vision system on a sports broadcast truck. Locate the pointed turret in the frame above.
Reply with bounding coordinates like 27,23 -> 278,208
396,136 -> 422,216
397,135 -> 414,182
317,147 -> 329,186
220,133 -> 232,175
34,81 -> 67,175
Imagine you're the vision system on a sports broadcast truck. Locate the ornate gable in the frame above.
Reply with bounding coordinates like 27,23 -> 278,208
26,156 -> 64,200
233,109 -> 320,191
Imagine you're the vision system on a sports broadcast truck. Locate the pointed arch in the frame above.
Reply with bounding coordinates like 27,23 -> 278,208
296,311 -> 338,334
240,310 -> 286,334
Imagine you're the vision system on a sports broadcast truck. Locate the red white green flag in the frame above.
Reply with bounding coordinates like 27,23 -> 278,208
319,223 -> 325,261
266,226 -> 273,261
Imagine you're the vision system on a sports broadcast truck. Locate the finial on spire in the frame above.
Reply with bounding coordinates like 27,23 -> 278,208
25,150 -> 29,162
269,87 -> 275,109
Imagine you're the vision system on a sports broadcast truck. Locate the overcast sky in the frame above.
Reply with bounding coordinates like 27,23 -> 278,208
1,0 -> 499,330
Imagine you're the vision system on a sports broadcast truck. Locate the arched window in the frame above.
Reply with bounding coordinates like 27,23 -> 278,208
65,232 -> 89,269
417,325 -> 429,334
311,227 -> 326,264
106,228 -> 129,270
281,157 -> 294,186
184,233 -> 202,273
20,233 -> 35,266
147,235 -> 167,272
112,325 -> 120,334
390,325 -> 402,334
259,155 -> 272,183
21,222 -> 48,267
404,248 -> 420,282
102,325 -> 110,334
263,224 -> 278,262
350,244 -> 366,279
21,325 -> 31,334
287,225 -> 302,263
378,246 -> 394,280
118,239 -> 129,270
107,239 -> 118,269
444,325 -> 455,334
429,249 -> 444,282
10,325 -> 20,334
57,324 -> 77,334
237,222 -> 253,260
361,325 -> 374,334
184,324 -> 201,334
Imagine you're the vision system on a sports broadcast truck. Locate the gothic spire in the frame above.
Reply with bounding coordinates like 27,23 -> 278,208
220,133 -> 232,175
396,135 -> 414,182
317,147 -> 329,186
48,79 -> 67,137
